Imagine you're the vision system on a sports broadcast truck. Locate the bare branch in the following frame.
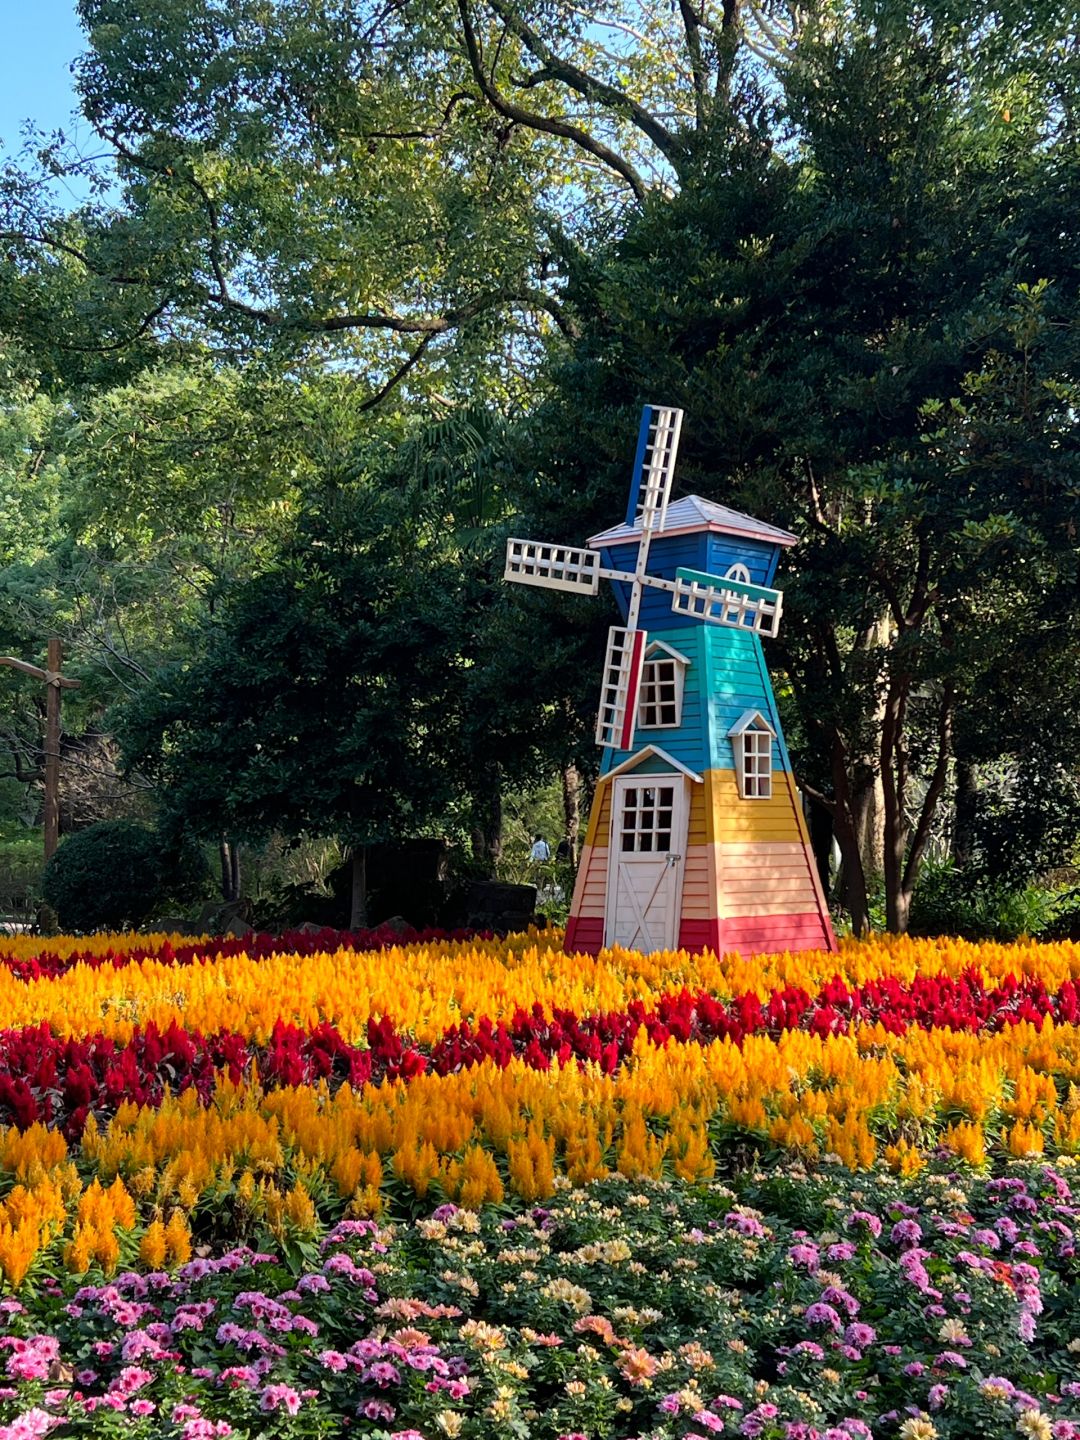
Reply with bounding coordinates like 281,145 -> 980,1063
457,0 -> 649,201
677,0 -> 708,129
486,0 -> 689,162
902,684 -> 955,894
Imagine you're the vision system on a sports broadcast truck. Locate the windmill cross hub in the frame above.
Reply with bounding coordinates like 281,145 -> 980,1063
504,404 -> 786,752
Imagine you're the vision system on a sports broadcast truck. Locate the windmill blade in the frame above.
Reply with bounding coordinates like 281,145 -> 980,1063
595,626 -> 647,750
504,538 -> 600,596
671,567 -> 784,638
625,405 -> 684,533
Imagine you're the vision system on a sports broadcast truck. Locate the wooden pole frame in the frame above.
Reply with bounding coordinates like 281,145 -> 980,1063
0,640 -> 81,862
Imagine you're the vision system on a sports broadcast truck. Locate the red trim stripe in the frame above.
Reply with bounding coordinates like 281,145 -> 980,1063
619,629 -> 647,750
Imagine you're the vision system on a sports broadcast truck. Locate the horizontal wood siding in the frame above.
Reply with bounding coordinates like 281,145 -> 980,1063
706,770 -> 807,844
680,845 -> 714,920
721,912 -> 832,956
584,783 -> 613,848
571,842 -> 609,919
564,915 -> 603,955
678,917 -> 721,954
703,627 -> 781,772
687,784 -> 707,846
601,535 -> 713,630
704,535 -> 777,588
602,625 -> 709,778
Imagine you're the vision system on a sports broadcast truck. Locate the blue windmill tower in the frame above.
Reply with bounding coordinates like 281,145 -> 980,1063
505,405 -> 836,957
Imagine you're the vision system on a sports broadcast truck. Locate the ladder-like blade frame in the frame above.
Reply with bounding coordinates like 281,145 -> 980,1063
625,405 -> 683,533
595,626 -> 647,750
671,568 -> 784,638
504,538 -> 601,596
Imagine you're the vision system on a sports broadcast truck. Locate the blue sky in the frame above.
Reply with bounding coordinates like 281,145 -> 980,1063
0,0 -> 95,202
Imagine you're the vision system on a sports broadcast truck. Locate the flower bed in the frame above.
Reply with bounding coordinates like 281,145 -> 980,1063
0,930 -> 1078,1437
3,962 -> 1080,1139
2,1167 -> 1080,1439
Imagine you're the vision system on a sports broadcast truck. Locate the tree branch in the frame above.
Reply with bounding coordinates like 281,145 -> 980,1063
486,0 -> 689,162
457,0 -> 649,201
677,0 -> 708,131
901,683 -> 955,895
356,334 -> 438,413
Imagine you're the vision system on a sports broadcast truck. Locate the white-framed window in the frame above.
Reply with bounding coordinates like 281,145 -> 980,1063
618,783 -> 676,853
637,642 -> 689,730
639,658 -> 680,728
729,711 -> 776,800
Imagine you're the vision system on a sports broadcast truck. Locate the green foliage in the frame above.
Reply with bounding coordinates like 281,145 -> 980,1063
41,819 -> 207,933
521,0 -> 1080,930
1,0 -> 1078,933
908,860 -> 1061,942
965,761 -> 1080,883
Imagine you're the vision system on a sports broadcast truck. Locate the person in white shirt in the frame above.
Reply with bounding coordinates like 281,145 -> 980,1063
530,835 -> 550,862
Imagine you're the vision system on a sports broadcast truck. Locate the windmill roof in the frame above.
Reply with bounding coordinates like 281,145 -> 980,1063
588,495 -> 798,549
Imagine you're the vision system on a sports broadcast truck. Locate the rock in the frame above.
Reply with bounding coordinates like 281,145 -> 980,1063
378,915 -> 412,936
463,881 -> 537,934
156,916 -> 195,936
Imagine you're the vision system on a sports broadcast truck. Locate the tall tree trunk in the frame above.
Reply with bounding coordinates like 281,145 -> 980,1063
880,673 -> 910,935
953,757 -> 978,868
471,766 -> 502,872
850,613 -> 891,882
830,736 -> 871,936
562,763 -> 581,864
219,836 -> 239,902
350,846 -> 367,929
852,767 -> 886,880
805,791 -> 834,895
883,680 -> 955,933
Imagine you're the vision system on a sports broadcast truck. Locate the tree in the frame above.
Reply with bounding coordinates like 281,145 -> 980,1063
517,1 -> 1080,932
109,444 -> 524,899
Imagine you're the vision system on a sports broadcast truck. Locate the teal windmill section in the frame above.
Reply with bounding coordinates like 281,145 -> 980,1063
703,626 -> 794,774
598,625 -> 708,778
596,622 -> 795,779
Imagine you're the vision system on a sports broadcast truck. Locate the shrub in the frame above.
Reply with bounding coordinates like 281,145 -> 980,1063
41,821 -> 206,933
909,858 -> 1059,941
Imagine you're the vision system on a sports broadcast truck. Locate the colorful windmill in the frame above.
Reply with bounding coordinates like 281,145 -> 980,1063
505,405 -> 836,958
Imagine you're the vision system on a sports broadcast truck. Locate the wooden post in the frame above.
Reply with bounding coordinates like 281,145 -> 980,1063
0,640 -> 80,866
44,637 -> 62,863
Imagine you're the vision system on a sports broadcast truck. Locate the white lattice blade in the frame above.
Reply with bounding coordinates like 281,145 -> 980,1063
504,538 -> 601,596
670,568 -> 784,638
628,405 -> 684,533
595,626 -> 647,750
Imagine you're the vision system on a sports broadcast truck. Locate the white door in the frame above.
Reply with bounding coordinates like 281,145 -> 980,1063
606,775 -> 688,952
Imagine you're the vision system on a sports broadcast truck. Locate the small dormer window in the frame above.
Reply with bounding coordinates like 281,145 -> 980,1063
729,710 -> 777,799
638,642 -> 689,730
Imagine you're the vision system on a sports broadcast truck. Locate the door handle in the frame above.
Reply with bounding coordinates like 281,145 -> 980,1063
667,853 -> 682,865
